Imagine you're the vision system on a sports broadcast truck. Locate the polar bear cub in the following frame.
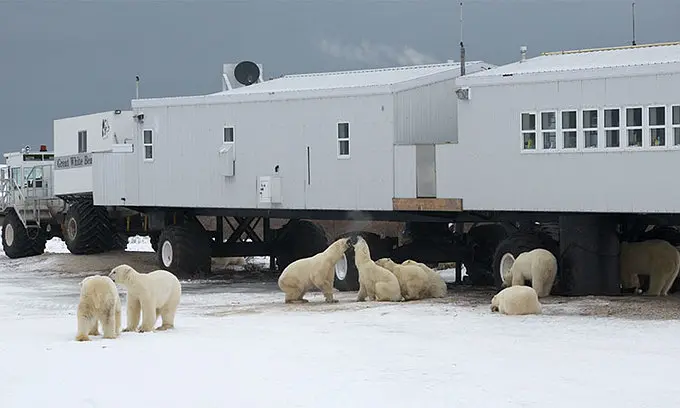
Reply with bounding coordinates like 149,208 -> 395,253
353,236 -> 402,302
490,285 -> 542,316
76,275 -> 122,342
401,259 -> 448,298
375,258 -> 431,300
500,248 -> 557,297
620,239 -> 680,296
108,264 -> 182,333
278,237 -> 352,303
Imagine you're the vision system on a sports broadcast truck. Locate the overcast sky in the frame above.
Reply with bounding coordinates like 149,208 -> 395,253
0,0 -> 678,155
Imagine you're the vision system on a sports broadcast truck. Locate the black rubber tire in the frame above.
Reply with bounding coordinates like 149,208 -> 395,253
156,224 -> 212,279
274,220 -> 329,273
335,231 -> 392,292
149,232 -> 160,252
112,233 -> 129,250
2,210 -> 47,259
491,231 -> 559,290
62,200 -> 116,255
464,224 -> 511,286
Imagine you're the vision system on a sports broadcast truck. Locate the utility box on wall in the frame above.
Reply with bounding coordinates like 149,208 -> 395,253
258,175 -> 282,204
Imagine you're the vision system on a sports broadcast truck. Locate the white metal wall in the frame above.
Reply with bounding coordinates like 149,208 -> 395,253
438,72 -> 680,213
53,110 -> 133,196
94,95 -> 397,211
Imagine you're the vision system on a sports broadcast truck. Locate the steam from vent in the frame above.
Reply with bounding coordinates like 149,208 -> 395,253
319,39 -> 438,66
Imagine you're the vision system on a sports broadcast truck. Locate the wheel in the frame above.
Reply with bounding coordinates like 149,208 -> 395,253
463,224 -> 511,286
112,233 -> 129,250
491,231 -> 559,290
149,232 -> 160,252
334,231 -> 391,292
156,224 -> 211,279
274,220 -> 329,273
62,200 -> 117,255
2,210 -> 46,259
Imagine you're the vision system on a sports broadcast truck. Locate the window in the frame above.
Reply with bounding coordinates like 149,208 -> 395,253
520,113 -> 536,150
78,130 -> 87,153
582,109 -> 598,148
604,108 -> 620,148
649,106 -> 666,146
561,110 -> 577,149
223,126 -> 234,143
540,111 -> 556,149
626,107 -> 642,147
337,122 -> 350,157
143,129 -> 153,160
673,105 -> 680,146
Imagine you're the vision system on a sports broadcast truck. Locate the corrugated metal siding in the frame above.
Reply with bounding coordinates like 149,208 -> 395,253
393,78 -> 458,144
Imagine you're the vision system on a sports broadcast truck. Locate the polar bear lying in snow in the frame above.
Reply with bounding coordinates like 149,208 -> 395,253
353,236 -> 402,302
500,248 -> 557,297
491,285 -> 542,315
108,264 -> 182,333
277,237 -> 352,303
375,258 -> 431,300
76,275 -> 121,342
401,259 -> 448,298
620,239 -> 680,296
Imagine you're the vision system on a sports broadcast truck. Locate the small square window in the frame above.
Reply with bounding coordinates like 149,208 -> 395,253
78,130 -> 88,153
223,127 -> 234,143
143,130 -> 153,144
337,122 -> 350,157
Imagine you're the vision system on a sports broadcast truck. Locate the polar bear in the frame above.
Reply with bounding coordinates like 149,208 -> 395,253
375,258 -> 431,300
277,237 -> 352,303
75,275 -> 121,342
353,236 -> 402,302
402,259 -> 448,298
620,239 -> 680,296
500,248 -> 557,297
108,264 -> 182,333
490,285 -> 542,315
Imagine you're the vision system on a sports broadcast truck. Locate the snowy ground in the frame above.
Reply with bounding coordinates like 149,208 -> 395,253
1,237 -> 680,407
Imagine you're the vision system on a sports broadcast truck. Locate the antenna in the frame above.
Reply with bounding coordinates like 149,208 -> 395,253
135,75 -> 140,99
459,1 -> 466,76
631,1 -> 636,46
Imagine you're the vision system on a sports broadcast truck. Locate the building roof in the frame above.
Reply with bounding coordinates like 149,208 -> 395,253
457,41 -> 680,86
132,61 -> 495,108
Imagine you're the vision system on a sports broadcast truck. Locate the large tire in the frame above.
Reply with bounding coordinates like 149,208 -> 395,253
62,200 -> 116,255
464,224 -> 511,286
334,231 -> 392,292
274,220 -> 329,273
157,223 -> 211,279
491,231 -> 559,290
2,210 -> 46,259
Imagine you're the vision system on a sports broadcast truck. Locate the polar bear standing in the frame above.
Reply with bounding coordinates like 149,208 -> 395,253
76,275 -> 121,342
490,285 -> 542,315
277,237 -> 352,303
353,236 -> 402,302
500,248 -> 557,297
620,239 -> 680,296
108,264 -> 182,333
375,258 -> 431,300
402,259 -> 448,298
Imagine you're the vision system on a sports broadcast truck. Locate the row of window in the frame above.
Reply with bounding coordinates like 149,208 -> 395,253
521,105 -> 680,151
140,122 -> 352,161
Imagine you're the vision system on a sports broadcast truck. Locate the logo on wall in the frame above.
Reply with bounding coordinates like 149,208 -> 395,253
102,119 -> 110,138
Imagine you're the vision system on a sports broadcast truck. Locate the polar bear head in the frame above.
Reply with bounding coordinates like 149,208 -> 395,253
490,294 -> 500,312
108,264 -> 136,284
499,253 -> 516,287
353,235 -> 371,258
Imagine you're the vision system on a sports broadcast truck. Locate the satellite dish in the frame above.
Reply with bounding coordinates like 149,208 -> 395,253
233,61 -> 260,86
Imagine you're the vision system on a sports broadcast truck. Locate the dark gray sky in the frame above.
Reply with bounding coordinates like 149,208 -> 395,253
1,0 -> 678,155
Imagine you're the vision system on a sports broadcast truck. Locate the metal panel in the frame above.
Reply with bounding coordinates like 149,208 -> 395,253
438,70 -> 680,213
415,144 -> 436,198
393,145 -> 416,198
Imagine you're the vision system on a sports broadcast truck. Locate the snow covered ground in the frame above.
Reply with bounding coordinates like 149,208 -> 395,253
1,236 -> 680,407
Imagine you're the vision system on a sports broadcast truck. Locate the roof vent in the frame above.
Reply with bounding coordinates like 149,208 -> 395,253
520,45 -> 528,62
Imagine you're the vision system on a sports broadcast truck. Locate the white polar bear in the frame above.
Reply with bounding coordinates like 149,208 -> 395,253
375,258 -> 431,300
500,248 -> 557,297
401,259 -> 448,298
76,275 -> 121,342
490,285 -> 542,316
353,236 -> 402,302
108,264 -> 182,333
620,239 -> 680,296
277,237 -> 352,303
